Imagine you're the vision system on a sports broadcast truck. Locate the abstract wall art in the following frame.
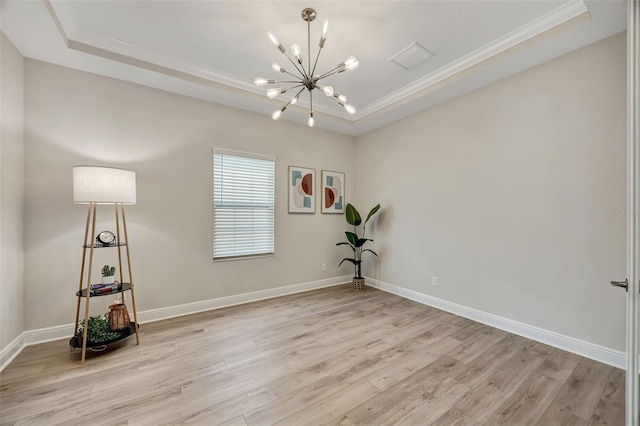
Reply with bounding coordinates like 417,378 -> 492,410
321,170 -> 345,214
288,166 -> 315,213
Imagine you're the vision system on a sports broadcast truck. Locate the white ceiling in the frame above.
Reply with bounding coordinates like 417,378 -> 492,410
0,0 -> 627,136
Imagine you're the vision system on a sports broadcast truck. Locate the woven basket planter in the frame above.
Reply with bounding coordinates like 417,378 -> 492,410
353,277 -> 365,292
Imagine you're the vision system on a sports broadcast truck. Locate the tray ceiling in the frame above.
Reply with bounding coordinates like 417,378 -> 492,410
0,0 -> 627,135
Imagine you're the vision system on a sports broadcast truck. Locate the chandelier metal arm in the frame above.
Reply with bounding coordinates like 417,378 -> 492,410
317,65 -> 344,80
280,69 -> 303,80
286,83 -> 305,91
311,41 -> 323,78
282,52 -> 307,79
307,19 -> 312,79
267,80 -> 303,85
300,61 -> 309,78
283,87 -> 306,109
294,87 -> 306,98
298,58 -> 308,77
293,44 -> 308,77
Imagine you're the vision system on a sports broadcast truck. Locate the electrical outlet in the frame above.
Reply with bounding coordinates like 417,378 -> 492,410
322,263 -> 327,271
432,276 -> 439,286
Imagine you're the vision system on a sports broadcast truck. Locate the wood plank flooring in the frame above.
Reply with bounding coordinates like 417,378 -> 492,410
0,285 -> 625,425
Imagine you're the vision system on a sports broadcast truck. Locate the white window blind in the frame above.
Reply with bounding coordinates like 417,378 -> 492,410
213,150 -> 275,259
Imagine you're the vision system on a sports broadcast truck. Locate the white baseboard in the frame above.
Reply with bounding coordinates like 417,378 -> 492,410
365,277 -> 627,370
0,333 -> 25,372
135,275 -> 350,324
0,275 -> 350,372
5,275 -> 630,372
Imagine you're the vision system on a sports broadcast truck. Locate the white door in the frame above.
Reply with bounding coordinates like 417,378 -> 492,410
619,2 -> 640,424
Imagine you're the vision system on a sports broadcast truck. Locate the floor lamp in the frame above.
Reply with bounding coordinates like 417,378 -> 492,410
72,166 -> 140,364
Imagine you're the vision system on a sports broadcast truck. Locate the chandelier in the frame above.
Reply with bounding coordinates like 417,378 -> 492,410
254,7 -> 359,127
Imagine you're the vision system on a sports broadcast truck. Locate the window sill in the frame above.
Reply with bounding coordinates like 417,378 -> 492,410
213,253 -> 275,262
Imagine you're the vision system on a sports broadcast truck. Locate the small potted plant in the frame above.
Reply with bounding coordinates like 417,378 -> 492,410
337,203 -> 381,291
73,315 -> 121,346
101,265 -> 116,284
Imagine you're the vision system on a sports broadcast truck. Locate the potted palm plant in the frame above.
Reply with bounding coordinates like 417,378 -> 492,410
337,203 -> 380,291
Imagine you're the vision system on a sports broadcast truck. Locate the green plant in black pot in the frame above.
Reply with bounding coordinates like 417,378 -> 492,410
337,203 -> 380,291
76,315 -> 120,344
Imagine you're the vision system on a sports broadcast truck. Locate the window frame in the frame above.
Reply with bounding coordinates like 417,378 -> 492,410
212,148 -> 276,261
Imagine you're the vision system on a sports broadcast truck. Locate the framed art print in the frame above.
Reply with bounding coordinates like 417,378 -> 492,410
288,166 -> 315,213
321,170 -> 345,214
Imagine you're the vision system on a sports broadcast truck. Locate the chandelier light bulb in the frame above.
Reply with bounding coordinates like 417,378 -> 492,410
267,88 -> 285,99
308,114 -> 315,127
322,86 -> 334,97
344,56 -> 360,71
322,20 -> 329,37
268,31 -> 279,47
272,110 -> 282,120
290,96 -> 298,105
254,78 -> 268,87
344,104 -> 356,115
292,44 -> 301,57
336,94 -> 347,103
272,63 -> 285,73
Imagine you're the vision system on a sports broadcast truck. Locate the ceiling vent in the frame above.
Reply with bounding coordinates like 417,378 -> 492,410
389,42 -> 435,71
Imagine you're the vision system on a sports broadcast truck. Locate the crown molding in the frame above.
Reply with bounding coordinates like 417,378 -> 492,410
45,0 -> 588,124
44,0 -> 74,44
356,0 -> 589,119
45,1 -> 349,121
73,28 -> 260,94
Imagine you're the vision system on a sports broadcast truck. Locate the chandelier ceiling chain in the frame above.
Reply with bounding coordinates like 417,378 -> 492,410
254,7 -> 359,127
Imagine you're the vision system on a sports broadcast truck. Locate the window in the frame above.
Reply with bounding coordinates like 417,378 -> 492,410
213,149 -> 275,260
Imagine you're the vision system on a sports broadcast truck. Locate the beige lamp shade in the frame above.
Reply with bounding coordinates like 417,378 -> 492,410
73,166 -> 136,204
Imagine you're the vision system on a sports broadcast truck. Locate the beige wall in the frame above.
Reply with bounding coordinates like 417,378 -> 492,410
23,60 -> 355,330
1,32 -> 25,350
355,33 -> 627,351
12,31 -> 630,357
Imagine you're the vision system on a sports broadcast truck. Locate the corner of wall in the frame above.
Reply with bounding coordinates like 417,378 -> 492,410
0,31 -> 26,354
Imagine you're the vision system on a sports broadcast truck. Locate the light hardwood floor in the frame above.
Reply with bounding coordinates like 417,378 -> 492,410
0,285 -> 625,425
